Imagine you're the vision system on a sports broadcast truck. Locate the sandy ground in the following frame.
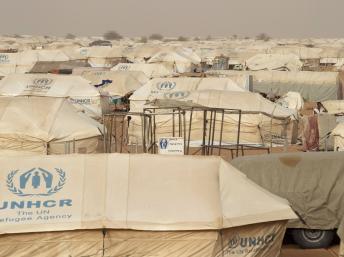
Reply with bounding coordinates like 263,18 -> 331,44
281,245 -> 339,257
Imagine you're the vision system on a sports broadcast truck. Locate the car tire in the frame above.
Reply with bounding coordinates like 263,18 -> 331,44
291,229 -> 335,249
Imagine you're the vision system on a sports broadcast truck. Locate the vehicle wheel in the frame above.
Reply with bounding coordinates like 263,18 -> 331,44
291,229 -> 335,249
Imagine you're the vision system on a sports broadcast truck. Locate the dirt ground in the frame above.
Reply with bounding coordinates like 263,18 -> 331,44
281,245 -> 339,257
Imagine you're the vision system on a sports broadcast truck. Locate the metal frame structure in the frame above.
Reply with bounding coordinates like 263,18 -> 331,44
102,105 -> 286,158
142,106 -> 245,157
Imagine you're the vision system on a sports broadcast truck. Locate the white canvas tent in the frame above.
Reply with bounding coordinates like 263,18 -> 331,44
0,73 -> 101,117
124,44 -> 165,62
246,54 -> 303,71
0,53 -> 18,76
0,154 -> 296,257
148,49 -> 201,73
0,50 -> 72,75
77,70 -> 149,97
0,97 -> 102,155
81,46 -> 126,68
130,77 -> 248,108
112,63 -> 174,78
129,78 -> 295,146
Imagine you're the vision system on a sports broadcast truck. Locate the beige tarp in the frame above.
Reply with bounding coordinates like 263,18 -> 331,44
0,154 -> 295,256
231,152 -> 344,241
0,97 -> 102,155
0,73 -> 101,117
0,222 -> 287,257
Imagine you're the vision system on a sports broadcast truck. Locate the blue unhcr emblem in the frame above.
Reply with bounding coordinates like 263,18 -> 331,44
157,81 -> 176,90
6,168 -> 66,197
159,138 -> 169,149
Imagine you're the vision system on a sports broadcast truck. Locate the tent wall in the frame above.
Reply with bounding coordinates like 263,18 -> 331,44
0,221 -> 287,257
0,138 -> 47,155
334,136 -> 344,151
48,136 -> 102,154
213,221 -> 287,257
0,230 -> 103,257
207,70 -> 340,101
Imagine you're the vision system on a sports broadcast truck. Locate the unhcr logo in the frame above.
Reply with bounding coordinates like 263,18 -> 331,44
118,65 -> 129,71
6,168 -> 66,197
33,78 -> 53,86
227,233 -> 276,249
164,91 -> 190,100
156,81 -> 176,90
0,54 -> 9,63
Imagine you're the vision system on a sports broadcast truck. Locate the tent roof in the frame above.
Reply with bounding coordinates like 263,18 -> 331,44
0,96 -> 101,143
0,154 -> 296,234
130,77 -> 247,103
0,74 -> 99,97
111,63 -> 174,78
79,70 -> 149,96
148,49 -> 201,64
246,54 -> 303,71
181,90 -> 296,118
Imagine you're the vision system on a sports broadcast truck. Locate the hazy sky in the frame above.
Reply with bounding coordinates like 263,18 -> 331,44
1,0 -> 343,38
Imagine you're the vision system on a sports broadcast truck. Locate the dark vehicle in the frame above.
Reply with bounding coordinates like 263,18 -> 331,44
89,40 -> 112,47
231,152 -> 344,249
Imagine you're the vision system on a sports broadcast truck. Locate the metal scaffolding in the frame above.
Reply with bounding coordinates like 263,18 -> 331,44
102,106 -> 283,159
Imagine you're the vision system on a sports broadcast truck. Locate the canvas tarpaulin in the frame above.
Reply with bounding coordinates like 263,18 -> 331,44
130,78 -> 248,104
78,46 -> 126,68
0,50 -> 72,74
0,73 -> 101,117
77,70 -> 149,97
148,49 -> 201,73
323,100 -> 344,114
112,62 -> 174,78
207,70 -> 340,101
0,97 -> 102,155
0,222 -> 287,257
246,54 -> 303,72
231,152 -> 344,241
0,154 -> 296,256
